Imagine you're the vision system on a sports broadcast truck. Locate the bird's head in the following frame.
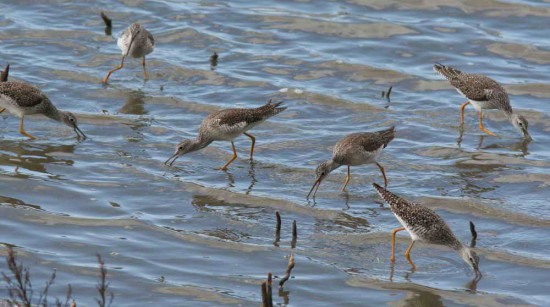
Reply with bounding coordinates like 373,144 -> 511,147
164,139 -> 198,166
307,161 -> 336,199
460,247 -> 481,277
62,112 -> 86,139
510,113 -> 532,141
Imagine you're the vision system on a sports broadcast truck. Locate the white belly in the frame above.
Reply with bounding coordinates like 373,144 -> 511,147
455,88 -> 492,112
0,94 -> 24,117
469,99 -> 492,112
394,214 -> 420,241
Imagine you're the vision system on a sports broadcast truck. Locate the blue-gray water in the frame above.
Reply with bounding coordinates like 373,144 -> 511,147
1,0 -> 550,306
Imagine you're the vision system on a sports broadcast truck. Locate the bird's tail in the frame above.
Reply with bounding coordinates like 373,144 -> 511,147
372,183 -> 402,207
261,99 -> 287,116
379,126 -> 396,148
433,63 -> 462,80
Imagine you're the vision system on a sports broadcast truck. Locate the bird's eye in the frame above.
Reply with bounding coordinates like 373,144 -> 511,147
519,122 -> 523,126
178,146 -> 184,150
70,118 -> 75,122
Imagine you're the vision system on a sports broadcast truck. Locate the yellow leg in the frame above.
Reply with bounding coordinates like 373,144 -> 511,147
460,101 -> 470,125
341,166 -> 351,191
390,227 -> 405,262
478,111 -> 496,136
216,141 -> 238,170
142,56 -> 148,80
404,240 -> 417,270
243,132 -> 255,160
0,108 -> 5,114
375,162 -> 388,188
102,55 -> 125,83
19,116 -> 36,139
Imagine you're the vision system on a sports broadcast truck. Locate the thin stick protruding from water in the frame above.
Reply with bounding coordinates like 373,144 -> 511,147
278,253 -> 295,287
267,272 -> 273,307
210,52 -> 218,68
274,211 -> 281,245
469,221 -> 477,248
291,220 -> 297,248
261,281 -> 269,307
100,12 -> 112,28
100,12 -> 112,36
386,86 -> 393,99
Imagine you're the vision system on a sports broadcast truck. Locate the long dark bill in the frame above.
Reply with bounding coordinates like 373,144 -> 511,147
306,178 -> 322,199
74,126 -> 87,139
164,153 -> 179,166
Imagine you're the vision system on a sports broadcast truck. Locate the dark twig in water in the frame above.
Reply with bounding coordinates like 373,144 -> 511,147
2,247 -> 32,307
210,52 -> 218,68
274,211 -> 281,245
37,269 -> 56,306
1,63 -> 9,82
381,91 -> 385,98
261,281 -> 269,307
278,253 -> 295,287
291,220 -> 297,248
95,254 -> 114,307
267,272 -> 273,307
469,221 -> 477,248
386,86 -> 393,99
100,12 -> 112,36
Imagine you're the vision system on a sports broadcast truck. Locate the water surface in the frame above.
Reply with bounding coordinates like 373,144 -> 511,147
1,0 -> 550,306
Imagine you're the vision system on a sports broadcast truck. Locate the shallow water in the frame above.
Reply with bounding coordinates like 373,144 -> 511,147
1,0 -> 550,306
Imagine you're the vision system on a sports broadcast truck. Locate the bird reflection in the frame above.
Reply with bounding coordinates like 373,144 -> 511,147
278,287 -> 290,305
479,138 -> 531,156
223,169 -> 235,188
458,124 -> 532,156
0,140 -> 75,178
342,191 -> 350,210
245,160 -> 258,195
465,274 -> 482,293
119,90 -> 147,115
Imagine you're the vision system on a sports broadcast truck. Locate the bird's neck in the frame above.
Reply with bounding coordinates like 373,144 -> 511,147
451,240 -> 465,251
45,105 -> 63,122
327,160 -> 342,172
194,135 -> 213,151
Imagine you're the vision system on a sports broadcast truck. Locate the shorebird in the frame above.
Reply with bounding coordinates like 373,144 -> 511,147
373,183 -> 481,276
0,82 -> 86,139
164,100 -> 286,170
307,126 -> 394,198
434,63 -> 531,140
102,23 -> 155,83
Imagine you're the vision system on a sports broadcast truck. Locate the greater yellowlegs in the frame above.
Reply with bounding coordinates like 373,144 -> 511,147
0,82 -> 86,139
373,183 -> 481,276
102,23 -> 155,83
307,126 -> 394,198
434,63 -> 531,140
165,100 -> 286,170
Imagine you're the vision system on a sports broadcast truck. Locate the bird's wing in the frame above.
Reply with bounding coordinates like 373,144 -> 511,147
0,82 -> 46,108
434,64 -> 499,101
346,127 -> 395,153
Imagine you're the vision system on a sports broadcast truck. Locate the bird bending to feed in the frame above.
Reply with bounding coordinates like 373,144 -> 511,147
307,126 -> 394,199
102,23 -> 155,83
434,63 -> 531,140
165,100 -> 287,170
372,183 -> 481,276
0,81 -> 86,139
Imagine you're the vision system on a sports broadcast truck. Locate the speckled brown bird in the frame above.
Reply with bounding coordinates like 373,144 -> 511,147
165,100 -> 286,170
307,126 -> 394,198
373,183 -> 481,276
0,81 -> 86,139
103,23 -> 155,83
434,63 -> 531,140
